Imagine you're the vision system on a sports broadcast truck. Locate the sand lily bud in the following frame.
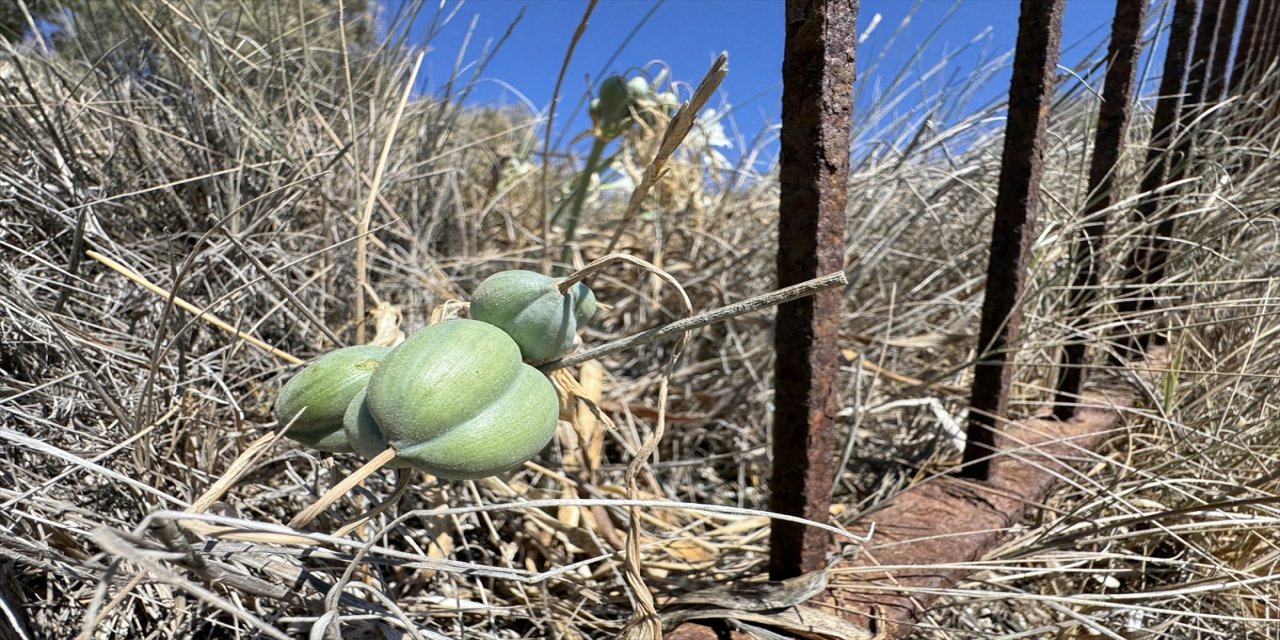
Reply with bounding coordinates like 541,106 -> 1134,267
590,75 -> 635,139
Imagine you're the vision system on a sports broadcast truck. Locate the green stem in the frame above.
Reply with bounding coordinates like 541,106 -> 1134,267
557,136 -> 610,274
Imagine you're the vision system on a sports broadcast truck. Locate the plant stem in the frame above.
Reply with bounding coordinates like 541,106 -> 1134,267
333,469 -> 413,537
288,447 -> 397,530
558,136 -> 610,273
540,271 -> 847,372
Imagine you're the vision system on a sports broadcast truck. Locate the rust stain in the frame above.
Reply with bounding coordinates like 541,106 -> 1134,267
1118,0 -> 1211,356
1229,0 -> 1265,93
771,0 -> 859,580
1054,0 -> 1148,419
1263,0 -> 1280,76
963,0 -> 1066,480
827,371 -> 1155,637
1252,0 -> 1280,73
667,346 -> 1164,640
1207,0 -> 1243,101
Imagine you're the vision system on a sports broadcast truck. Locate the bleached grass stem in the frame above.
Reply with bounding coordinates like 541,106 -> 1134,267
86,250 -> 303,365
543,270 -> 848,372
288,448 -> 398,530
355,51 -> 425,343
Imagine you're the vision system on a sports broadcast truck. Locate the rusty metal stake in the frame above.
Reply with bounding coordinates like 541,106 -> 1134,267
1249,3 -> 1280,137
1053,0 -> 1148,420
960,0 -> 1066,481
1262,0 -> 1280,72
1193,0 -> 1228,102
1250,0 -> 1272,74
1119,0 -> 1220,356
1207,0 -> 1244,101
1254,0 -> 1278,70
771,0 -> 858,580
1229,0 -> 1265,93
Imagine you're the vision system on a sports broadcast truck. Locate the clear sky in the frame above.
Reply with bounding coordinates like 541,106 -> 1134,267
393,1 -> 1169,165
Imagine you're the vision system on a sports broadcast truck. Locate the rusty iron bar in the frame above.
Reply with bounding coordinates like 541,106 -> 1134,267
1258,2 -> 1280,131
1251,0 -> 1273,74
1207,0 -> 1245,100
1119,0 -> 1223,356
770,0 -> 858,580
1052,0 -> 1149,421
1191,0 -> 1227,106
669,348 -> 1168,640
1256,0 -> 1280,70
825,358 -> 1159,638
959,0 -> 1066,481
1113,0 -> 1200,360
1225,0 -> 1270,174
1228,0 -> 1264,92
1263,0 -> 1280,71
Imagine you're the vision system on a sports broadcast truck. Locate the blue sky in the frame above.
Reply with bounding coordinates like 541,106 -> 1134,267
391,1 -> 1170,163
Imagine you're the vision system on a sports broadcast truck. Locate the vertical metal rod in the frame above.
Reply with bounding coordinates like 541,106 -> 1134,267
1053,0 -> 1148,421
1230,0 -> 1275,152
1228,0 -> 1264,92
1207,0 -> 1244,100
771,0 -> 858,579
1252,0 -> 1273,71
960,0 -> 1066,481
1253,0 -> 1274,70
1121,0 -> 1208,353
1193,0 -> 1228,104
1262,0 -> 1280,72
1257,2 -> 1280,128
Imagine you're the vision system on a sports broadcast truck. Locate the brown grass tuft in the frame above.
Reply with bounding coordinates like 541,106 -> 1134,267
2,3 -> 1278,638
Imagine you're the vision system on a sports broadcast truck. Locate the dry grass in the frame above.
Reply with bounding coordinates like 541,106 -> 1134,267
1,2 -> 1278,639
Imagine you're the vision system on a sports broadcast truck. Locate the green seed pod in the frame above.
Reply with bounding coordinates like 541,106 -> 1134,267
469,270 -> 596,363
274,345 -> 390,453
360,320 -> 560,480
342,388 -> 414,469
592,74 -> 634,138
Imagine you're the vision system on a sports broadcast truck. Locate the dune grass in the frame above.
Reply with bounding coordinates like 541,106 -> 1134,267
1,2 -> 1278,638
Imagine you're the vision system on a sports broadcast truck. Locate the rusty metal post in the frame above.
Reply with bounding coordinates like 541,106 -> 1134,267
1256,0 -> 1278,67
1053,0 -> 1148,420
1228,0 -> 1264,92
1193,0 -> 1228,102
1118,0 -> 1219,356
959,0 -> 1066,481
770,0 -> 857,579
1251,0 -> 1272,72
1207,0 -> 1244,100
1262,0 -> 1280,72
1253,2 -> 1280,131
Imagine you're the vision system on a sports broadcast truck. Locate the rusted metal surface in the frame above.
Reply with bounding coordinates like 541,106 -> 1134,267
1176,0 -> 1221,161
1207,0 -> 1244,100
1194,0 -> 1228,95
1254,0 -> 1279,72
827,387 -> 1140,637
1054,0 -> 1148,420
674,349 -> 1165,640
1229,0 -> 1265,93
1121,0 -> 1221,355
1114,0 -> 1199,360
1263,0 -> 1280,70
771,0 -> 858,580
1251,0 -> 1272,73
825,347 -> 1164,639
961,0 -> 1066,480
